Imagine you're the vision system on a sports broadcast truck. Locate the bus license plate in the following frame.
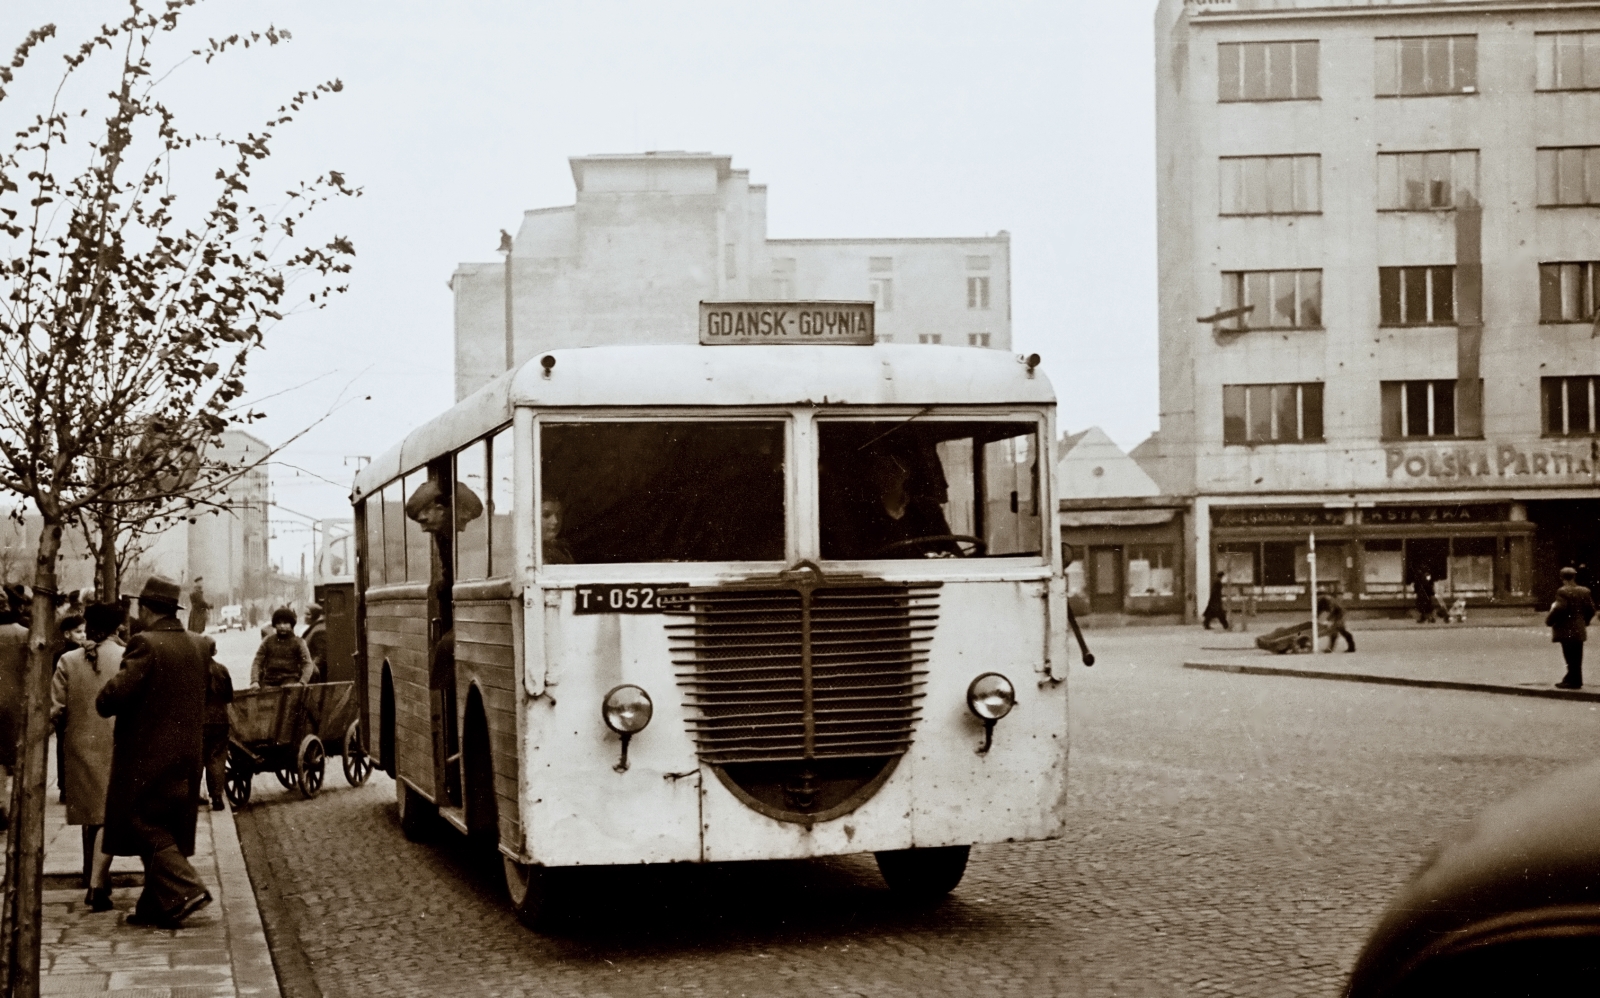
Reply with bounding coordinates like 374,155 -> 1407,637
573,584 -> 685,614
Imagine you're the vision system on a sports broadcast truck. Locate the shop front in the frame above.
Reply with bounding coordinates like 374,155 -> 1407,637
1061,498 -> 1191,619
1211,502 -> 1535,611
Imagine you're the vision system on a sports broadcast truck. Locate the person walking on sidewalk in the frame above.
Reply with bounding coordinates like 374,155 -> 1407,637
1413,572 -> 1438,623
1548,566 -> 1596,690
197,633 -> 233,810
1317,594 -> 1356,653
187,578 -> 210,634
1202,569 -> 1230,631
95,576 -> 212,928
51,602 -> 126,911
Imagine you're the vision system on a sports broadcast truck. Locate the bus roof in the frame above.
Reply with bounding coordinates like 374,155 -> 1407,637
352,343 -> 1055,500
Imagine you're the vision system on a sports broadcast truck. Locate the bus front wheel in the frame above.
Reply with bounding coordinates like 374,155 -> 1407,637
502,858 -> 554,930
875,845 -> 971,901
396,778 -> 436,841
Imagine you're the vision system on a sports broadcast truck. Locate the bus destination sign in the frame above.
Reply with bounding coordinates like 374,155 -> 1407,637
699,300 -> 875,346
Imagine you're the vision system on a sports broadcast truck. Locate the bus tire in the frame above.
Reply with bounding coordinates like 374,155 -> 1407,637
396,777 -> 436,842
875,845 -> 971,901
502,858 -> 555,930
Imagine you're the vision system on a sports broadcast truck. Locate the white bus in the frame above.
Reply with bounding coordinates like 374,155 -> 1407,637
351,328 -> 1073,925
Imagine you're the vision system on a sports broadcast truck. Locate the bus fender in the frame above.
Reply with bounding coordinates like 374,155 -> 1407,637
1043,576 -> 1070,683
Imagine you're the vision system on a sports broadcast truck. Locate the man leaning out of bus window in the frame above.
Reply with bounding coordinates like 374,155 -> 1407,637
250,607 -> 316,688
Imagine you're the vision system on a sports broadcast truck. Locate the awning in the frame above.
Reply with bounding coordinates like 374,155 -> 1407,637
1060,509 -> 1178,528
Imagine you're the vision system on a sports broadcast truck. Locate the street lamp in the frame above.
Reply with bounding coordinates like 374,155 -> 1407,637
498,229 -> 514,371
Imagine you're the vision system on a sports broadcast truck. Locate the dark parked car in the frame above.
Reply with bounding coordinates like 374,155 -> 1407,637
1346,758 -> 1600,996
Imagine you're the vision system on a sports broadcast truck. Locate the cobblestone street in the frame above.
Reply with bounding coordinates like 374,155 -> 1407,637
232,627 -> 1600,997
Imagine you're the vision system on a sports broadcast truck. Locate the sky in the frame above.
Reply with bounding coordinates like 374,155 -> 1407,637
0,0 -> 1159,574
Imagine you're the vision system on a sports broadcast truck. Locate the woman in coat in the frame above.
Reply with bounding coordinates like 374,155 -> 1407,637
50,602 -> 125,910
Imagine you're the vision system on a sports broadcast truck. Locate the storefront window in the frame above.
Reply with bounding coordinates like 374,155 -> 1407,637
1292,542 -> 1345,588
1507,535 -> 1531,596
1127,545 -> 1175,596
1261,541 -> 1298,586
1218,544 -> 1257,584
1448,537 -> 1495,597
1364,540 -> 1405,595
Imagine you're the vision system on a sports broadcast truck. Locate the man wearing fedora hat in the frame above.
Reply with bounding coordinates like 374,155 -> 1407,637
95,575 -> 211,927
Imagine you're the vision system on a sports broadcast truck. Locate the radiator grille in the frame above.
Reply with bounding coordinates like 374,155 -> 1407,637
667,577 -> 939,766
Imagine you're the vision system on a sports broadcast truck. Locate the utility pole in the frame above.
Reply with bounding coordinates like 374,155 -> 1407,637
1309,532 -> 1320,653
498,230 -> 515,372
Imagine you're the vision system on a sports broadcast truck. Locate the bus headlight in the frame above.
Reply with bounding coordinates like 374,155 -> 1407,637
967,673 -> 1015,754
602,684 -> 654,734
966,672 -> 1016,722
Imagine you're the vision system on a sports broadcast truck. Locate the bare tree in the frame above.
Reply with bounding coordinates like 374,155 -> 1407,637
0,4 -> 357,994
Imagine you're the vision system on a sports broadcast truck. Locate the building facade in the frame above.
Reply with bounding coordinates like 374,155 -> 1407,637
451,152 -> 1011,400
1152,0 -> 1600,614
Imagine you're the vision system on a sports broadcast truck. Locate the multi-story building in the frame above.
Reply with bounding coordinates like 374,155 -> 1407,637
450,152 -> 1011,400
1152,0 -> 1600,614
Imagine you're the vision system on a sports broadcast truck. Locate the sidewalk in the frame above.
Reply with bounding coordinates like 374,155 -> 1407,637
1,767 -> 278,997
1184,622 -> 1600,702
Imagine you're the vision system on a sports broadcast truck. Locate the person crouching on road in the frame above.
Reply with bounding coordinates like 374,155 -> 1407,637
196,634 -> 234,810
251,607 -> 315,688
1548,566 -> 1597,690
52,602 -> 126,911
1317,594 -> 1356,653
95,577 -> 212,928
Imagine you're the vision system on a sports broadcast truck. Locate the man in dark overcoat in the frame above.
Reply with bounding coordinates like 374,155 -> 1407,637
96,575 -> 211,927
1548,566 -> 1597,690
0,598 -> 27,831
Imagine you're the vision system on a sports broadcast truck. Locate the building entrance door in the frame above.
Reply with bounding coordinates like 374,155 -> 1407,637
1089,545 -> 1123,613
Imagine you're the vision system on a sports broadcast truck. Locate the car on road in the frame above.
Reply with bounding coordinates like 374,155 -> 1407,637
1346,757 -> 1600,996
217,604 -> 245,631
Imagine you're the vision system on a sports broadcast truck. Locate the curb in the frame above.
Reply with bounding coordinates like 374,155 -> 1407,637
210,806 -> 283,998
1183,660 -> 1600,702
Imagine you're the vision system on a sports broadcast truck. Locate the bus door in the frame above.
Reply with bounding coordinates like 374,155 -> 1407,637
419,456 -> 464,809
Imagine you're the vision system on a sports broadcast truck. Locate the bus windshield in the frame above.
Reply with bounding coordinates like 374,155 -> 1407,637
819,419 -> 1042,560
540,421 -> 785,564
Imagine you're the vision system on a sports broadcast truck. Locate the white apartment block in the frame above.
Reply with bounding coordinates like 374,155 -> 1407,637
1152,0 -> 1600,614
451,152 -> 1011,400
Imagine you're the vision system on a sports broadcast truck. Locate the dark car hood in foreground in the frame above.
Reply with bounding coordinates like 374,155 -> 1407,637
1346,757 -> 1600,996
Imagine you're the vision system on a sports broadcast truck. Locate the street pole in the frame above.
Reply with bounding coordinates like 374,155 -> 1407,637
498,230 -> 514,372
1309,532 -> 1319,653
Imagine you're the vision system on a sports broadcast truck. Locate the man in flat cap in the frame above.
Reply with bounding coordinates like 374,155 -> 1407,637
96,576 -> 211,927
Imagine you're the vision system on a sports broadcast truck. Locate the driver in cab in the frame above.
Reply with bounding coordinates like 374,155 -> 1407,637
825,445 -> 963,560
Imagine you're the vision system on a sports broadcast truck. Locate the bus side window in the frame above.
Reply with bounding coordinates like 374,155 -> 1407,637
402,470 -> 431,584
490,427 -> 515,577
364,496 -> 383,586
382,482 -> 406,585
455,441 -> 489,581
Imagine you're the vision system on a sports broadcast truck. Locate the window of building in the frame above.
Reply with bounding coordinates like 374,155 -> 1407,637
1375,36 -> 1477,96
1222,383 -> 1324,444
966,255 -> 991,271
1377,150 -> 1479,210
1536,32 -> 1600,91
1220,269 -> 1322,330
1537,147 -> 1600,206
1219,154 -> 1321,215
968,276 -> 990,310
918,333 -> 942,345
1127,545 -> 1175,597
1539,262 -> 1600,323
968,332 -> 991,347
869,256 -> 894,273
1261,541 -> 1299,586
1543,376 -> 1600,436
870,277 -> 893,313
1217,544 -> 1257,585
1379,266 -> 1455,326
1381,380 -> 1458,438
1218,40 -> 1319,101
1363,539 -> 1404,589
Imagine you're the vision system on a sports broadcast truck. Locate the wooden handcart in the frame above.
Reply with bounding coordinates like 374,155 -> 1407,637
224,681 -> 372,807
1254,620 -> 1315,654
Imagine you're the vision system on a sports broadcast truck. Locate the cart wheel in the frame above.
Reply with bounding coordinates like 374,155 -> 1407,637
342,719 -> 372,787
224,749 -> 252,808
1293,635 -> 1313,654
297,735 -> 326,799
275,766 -> 298,789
